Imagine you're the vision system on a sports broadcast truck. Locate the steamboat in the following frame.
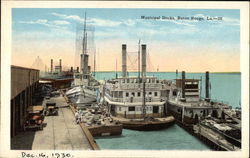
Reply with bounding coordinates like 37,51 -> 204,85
66,13 -> 99,107
64,13 -> 123,137
167,71 -> 241,150
103,43 -> 175,131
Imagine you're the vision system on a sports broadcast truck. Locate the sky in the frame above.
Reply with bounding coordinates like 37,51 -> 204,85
12,8 -> 240,72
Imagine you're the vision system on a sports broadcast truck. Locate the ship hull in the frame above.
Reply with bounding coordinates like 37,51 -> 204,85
66,86 -> 97,105
114,116 -> 175,131
88,124 -> 123,137
168,103 -> 241,149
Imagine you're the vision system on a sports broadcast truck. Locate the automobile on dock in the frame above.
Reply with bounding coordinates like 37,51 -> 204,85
24,105 -> 45,131
45,101 -> 58,116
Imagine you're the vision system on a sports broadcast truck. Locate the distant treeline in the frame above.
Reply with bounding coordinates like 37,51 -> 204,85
94,71 -> 241,74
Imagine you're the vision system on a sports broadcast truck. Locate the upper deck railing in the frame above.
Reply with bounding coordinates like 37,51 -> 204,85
105,93 -> 165,103
105,82 -> 172,91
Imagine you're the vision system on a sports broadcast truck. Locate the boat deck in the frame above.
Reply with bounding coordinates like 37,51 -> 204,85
112,116 -> 175,122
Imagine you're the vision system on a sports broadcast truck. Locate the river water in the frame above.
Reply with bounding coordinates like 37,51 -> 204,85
94,72 -> 241,150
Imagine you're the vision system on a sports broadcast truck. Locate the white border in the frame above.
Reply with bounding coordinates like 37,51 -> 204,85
1,1 -> 249,158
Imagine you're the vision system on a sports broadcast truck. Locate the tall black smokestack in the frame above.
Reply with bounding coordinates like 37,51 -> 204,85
122,44 -> 127,77
83,54 -> 89,74
205,71 -> 210,102
141,44 -> 147,78
59,59 -> 62,72
181,71 -> 186,102
51,59 -> 53,73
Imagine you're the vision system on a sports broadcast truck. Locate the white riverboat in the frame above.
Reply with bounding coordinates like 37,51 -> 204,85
103,43 -> 175,130
66,13 -> 99,107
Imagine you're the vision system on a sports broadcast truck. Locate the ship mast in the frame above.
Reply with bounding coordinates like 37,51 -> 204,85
141,42 -> 146,118
94,49 -> 96,77
83,12 -> 87,55
81,12 -> 87,82
84,32 -> 88,55
142,81 -> 146,118
115,58 -> 118,79
138,39 -> 141,79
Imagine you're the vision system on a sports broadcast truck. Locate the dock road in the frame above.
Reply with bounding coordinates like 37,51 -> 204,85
11,94 -> 92,150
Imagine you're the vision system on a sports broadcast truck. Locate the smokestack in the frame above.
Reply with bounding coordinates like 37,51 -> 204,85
59,59 -> 62,72
70,67 -> 73,72
181,71 -> 186,102
88,66 -> 91,73
51,59 -> 53,73
122,44 -> 127,77
83,54 -> 89,74
205,71 -> 210,102
76,67 -> 79,73
141,44 -> 147,78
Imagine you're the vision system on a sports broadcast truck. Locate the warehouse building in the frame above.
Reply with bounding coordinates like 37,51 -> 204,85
11,65 -> 39,137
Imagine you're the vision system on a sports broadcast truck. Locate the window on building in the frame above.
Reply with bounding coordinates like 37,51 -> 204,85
126,92 -> 129,97
149,92 -> 152,95
139,78 -> 142,83
173,91 -> 177,96
131,92 -> 135,96
122,79 -> 125,83
119,91 -> 123,98
128,106 -> 135,111
153,106 -> 159,113
138,92 -> 141,97
127,79 -> 130,83
154,92 -> 158,96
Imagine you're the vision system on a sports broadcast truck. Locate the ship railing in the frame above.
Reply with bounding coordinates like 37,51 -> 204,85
105,94 -> 163,103
106,82 -> 170,91
118,83 -> 163,90
105,94 -> 123,102
200,97 -> 230,105
199,97 -> 231,108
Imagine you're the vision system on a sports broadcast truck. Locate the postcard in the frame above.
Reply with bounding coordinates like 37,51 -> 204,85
1,1 -> 249,158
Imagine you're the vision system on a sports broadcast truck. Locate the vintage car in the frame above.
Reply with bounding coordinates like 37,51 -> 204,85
45,101 -> 58,116
24,105 -> 45,131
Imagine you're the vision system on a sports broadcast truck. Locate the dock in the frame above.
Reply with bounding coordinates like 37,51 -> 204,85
63,93 -> 100,149
63,90 -> 122,139
11,94 -> 93,150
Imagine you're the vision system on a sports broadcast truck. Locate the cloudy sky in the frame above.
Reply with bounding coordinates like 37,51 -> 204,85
12,8 -> 240,72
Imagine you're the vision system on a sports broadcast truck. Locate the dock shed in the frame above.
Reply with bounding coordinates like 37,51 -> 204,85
11,65 -> 39,137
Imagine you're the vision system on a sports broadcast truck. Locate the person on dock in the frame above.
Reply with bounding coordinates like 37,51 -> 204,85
75,110 -> 80,124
